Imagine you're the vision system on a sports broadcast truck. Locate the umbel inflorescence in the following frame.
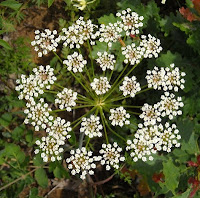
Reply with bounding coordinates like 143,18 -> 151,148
16,8 -> 186,180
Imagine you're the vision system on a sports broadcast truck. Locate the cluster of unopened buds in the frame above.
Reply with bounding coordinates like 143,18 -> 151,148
16,8 -> 186,180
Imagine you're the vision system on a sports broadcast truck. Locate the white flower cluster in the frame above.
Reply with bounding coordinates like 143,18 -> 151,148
119,76 -> 141,97
126,138 -> 155,162
34,116 -> 71,162
24,98 -> 53,131
35,136 -> 64,162
139,103 -> 161,126
146,64 -> 186,92
140,93 -> 184,125
99,142 -> 125,170
140,34 -> 162,58
46,117 -> 72,140
126,122 -> 181,162
61,17 -> 98,48
156,122 -> 181,152
66,147 -> 97,180
32,65 -> 57,89
80,115 -> 103,138
122,43 -> 144,65
63,52 -> 87,73
15,74 -> 44,100
99,22 -> 123,47
90,77 -> 111,95
16,65 -> 56,100
116,8 -> 144,35
31,29 -> 60,57
55,88 -> 77,111
109,106 -> 130,127
159,92 -> 184,120
96,52 -> 116,71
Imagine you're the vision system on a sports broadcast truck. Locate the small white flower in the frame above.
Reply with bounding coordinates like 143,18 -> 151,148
156,123 -> 181,152
116,8 -> 144,35
119,76 -> 141,97
80,115 -> 103,138
109,106 -> 130,127
139,103 -> 162,126
32,65 -> 57,89
140,34 -> 162,58
61,17 -> 98,49
15,74 -> 43,101
31,29 -> 60,57
99,142 -> 125,170
164,63 -> 186,92
90,77 -> 111,95
159,92 -> 184,120
146,64 -> 185,91
146,66 -> 166,90
121,43 -> 144,65
96,52 -> 116,71
35,136 -> 64,162
55,88 -> 77,111
24,98 -> 52,131
46,117 -> 71,140
63,52 -> 87,73
66,147 -> 98,180
99,22 -> 123,47
126,138 -> 155,162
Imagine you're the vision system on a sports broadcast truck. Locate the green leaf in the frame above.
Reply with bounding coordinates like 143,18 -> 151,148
12,125 -> 25,141
0,39 -> 12,50
33,154 -> 44,166
163,159 -> 180,194
0,0 -> 22,10
98,13 -> 118,25
91,41 -> 107,59
181,132 -> 199,155
35,168 -> 48,188
53,166 -> 62,178
173,188 -> 191,198
0,113 -> 12,127
48,0 -> 54,7
4,143 -> 25,163
173,149 -> 189,163
155,51 -> 182,68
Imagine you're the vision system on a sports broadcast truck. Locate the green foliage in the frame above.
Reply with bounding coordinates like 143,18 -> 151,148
163,159 -> 180,194
35,168 -> 48,188
48,0 -> 54,7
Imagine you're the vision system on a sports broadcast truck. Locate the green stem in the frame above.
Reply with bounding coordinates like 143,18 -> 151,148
103,63 -> 129,101
79,73 -> 96,99
105,121 -> 126,142
87,40 -> 94,78
126,111 -> 141,115
141,84 -> 148,89
100,108 -> 109,144
53,51 -> 63,63
110,104 -> 142,108
71,106 -> 96,126
135,87 -> 152,95
69,71 -> 89,93
54,83 -> 65,89
44,90 -> 57,94
106,95 -> 129,103
0,168 -> 38,192
76,100 -> 91,104
52,105 -> 92,113
85,67 -> 92,83
77,94 -> 94,103
85,138 -> 90,148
